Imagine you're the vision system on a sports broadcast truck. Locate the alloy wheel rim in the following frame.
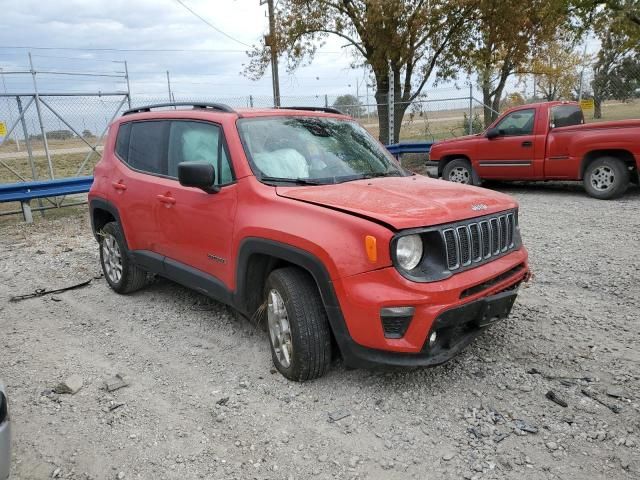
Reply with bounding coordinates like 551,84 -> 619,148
590,166 -> 615,191
102,234 -> 123,284
267,289 -> 293,368
449,166 -> 471,184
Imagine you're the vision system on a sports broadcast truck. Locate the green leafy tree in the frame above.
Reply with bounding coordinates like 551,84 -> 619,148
468,0 -> 573,127
592,35 -> 640,117
244,0 -> 476,143
589,1 -> 640,117
600,0 -> 640,27
530,40 -> 582,101
333,94 -> 365,117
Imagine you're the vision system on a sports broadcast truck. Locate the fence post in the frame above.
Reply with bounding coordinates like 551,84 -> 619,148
28,53 -> 55,181
388,67 -> 395,145
16,96 -> 45,216
324,94 -> 328,108
124,61 -> 132,109
468,83 -> 473,135
249,95 -> 254,108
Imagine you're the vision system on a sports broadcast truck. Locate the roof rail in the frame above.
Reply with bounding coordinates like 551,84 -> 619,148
123,102 -> 235,116
279,106 -> 344,115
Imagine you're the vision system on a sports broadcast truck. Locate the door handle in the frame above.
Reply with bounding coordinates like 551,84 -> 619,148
521,141 -> 533,147
156,194 -> 176,205
111,181 -> 127,191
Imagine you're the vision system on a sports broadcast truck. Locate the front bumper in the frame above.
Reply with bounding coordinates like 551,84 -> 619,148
335,288 -> 518,368
327,248 -> 528,368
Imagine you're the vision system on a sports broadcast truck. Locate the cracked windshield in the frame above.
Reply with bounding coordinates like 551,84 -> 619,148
238,117 -> 405,184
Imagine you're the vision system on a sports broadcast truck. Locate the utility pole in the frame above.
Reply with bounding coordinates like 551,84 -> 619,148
577,42 -> 589,102
261,0 -> 280,107
388,66 -> 395,145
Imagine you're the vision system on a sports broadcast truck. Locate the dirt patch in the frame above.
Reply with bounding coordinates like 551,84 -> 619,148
1,184 -> 639,479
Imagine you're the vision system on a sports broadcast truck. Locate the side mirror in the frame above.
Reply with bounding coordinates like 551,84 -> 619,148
486,128 -> 500,140
178,162 -> 219,193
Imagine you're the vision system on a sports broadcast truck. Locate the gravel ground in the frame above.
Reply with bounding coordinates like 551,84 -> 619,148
1,182 -> 639,480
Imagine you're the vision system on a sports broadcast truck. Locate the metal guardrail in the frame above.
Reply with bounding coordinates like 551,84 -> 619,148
386,141 -> 433,159
0,176 -> 93,222
1,140 -> 432,223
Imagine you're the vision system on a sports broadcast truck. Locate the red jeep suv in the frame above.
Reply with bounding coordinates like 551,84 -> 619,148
89,103 -> 530,381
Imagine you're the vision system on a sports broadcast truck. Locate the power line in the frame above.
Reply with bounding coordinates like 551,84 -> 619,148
0,45 -> 248,53
172,0 -> 253,48
0,46 -> 344,55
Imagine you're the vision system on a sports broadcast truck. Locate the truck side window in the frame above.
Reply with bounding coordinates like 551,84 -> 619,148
168,121 -> 234,185
495,109 -> 535,136
551,105 -> 584,128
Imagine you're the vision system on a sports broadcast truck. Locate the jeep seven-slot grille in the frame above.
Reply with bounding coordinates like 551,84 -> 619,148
442,213 -> 516,271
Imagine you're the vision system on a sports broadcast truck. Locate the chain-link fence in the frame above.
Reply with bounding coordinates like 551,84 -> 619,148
0,86 -> 482,185
0,93 -> 129,185
2,77 -> 639,187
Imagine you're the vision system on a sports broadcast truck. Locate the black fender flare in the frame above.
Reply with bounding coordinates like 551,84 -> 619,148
234,237 -> 352,355
89,198 -> 129,249
234,237 -> 339,310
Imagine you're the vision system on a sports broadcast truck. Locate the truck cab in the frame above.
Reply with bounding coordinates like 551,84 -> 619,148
429,101 -> 640,199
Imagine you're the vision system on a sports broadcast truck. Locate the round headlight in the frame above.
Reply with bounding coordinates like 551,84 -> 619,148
395,234 -> 423,270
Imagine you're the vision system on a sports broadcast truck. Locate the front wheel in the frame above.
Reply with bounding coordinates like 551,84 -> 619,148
583,156 -> 629,200
264,267 -> 332,381
442,158 -> 480,185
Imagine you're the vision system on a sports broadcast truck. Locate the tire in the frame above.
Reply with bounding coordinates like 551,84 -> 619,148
442,158 -> 481,186
264,267 -> 332,381
583,156 -> 629,200
99,222 -> 148,294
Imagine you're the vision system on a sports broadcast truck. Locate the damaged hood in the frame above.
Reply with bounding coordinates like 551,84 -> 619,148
276,175 -> 518,230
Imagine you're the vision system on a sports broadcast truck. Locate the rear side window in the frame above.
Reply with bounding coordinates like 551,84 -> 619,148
168,121 -> 233,185
551,105 -> 584,128
127,121 -> 169,175
115,123 -> 131,161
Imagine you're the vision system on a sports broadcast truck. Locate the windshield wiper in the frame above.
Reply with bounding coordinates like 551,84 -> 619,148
339,171 -> 403,182
259,176 -> 325,186
360,171 -> 401,178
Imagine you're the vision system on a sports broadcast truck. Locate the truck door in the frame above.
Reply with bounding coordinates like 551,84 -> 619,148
475,108 -> 537,179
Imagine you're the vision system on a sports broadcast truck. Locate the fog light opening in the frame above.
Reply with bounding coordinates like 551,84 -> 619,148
380,306 -> 415,339
428,331 -> 438,347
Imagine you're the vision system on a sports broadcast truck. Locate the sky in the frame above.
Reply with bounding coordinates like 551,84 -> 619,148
0,0 -> 600,109
0,0 -> 382,104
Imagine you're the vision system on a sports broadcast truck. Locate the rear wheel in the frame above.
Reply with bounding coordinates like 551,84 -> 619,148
442,158 -> 480,186
583,156 -> 629,200
264,267 -> 332,381
100,222 -> 148,294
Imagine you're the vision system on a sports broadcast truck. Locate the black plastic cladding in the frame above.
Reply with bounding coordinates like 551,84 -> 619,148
390,209 -> 521,283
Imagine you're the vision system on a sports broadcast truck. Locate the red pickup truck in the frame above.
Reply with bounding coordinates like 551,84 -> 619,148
429,101 -> 640,199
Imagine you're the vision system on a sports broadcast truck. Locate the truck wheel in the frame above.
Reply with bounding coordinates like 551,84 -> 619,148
264,267 -> 332,381
442,158 -> 480,186
584,156 -> 629,200
99,222 -> 148,294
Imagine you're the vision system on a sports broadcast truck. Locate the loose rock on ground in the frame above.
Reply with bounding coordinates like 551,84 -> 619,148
1,182 -> 639,479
